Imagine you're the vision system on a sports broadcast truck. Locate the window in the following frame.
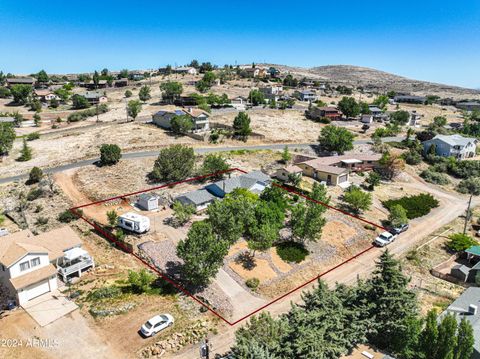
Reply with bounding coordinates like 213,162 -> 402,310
20,261 -> 30,271
31,257 -> 41,268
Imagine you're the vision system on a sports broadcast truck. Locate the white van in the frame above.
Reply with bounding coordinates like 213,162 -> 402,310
118,212 -> 150,234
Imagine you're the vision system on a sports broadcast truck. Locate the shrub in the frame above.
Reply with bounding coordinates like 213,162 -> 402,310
457,177 -> 480,195
27,188 -> 44,201
28,167 -> 43,184
420,169 -> 450,185
403,149 -> 422,165
87,286 -> 122,301
383,193 -> 439,219
58,210 -> 78,223
446,233 -> 478,252
26,132 -> 40,141
99,144 -> 121,166
35,216 -> 49,226
245,278 -> 260,291
276,242 -> 309,263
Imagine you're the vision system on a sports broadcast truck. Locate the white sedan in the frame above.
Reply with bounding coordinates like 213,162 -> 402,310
374,231 -> 397,247
140,314 -> 174,337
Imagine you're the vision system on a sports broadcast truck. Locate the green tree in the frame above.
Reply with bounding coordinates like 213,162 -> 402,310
71,94 -> 90,109
201,153 -> 229,178
172,201 -> 196,226
28,167 -> 43,184
367,250 -> 420,357
455,317 -> 475,359
18,138 -> 32,162
151,145 -> 195,182
446,233 -> 478,252
232,312 -> 287,358
457,177 -> 480,195
106,210 -> 118,227
390,110 -> 411,126
127,100 -> 142,120
418,310 -> 438,359
372,95 -> 389,110
281,145 -> 292,164
118,69 -> 129,79
318,125 -> 355,154
92,70 -> 100,88
365,171 -> 381,190
436,314 -> 458,359
127,269 -> 155,293
35,70 -> 49,84
138,85 -> 151,102
54,87 -> 71,102
338,96 -> 361,118
177,220 -> 229,286
291,183 -> 329,243
170,115 -> 193,135
379,151 -> 405,180
0,122 -> 16,155
99,144 -> 121,166
160,81 -> 183,103
10,84 -> 32,105
342,186 -> 372,214
233,112 -> 252,140
388,204 -> 408,227
0,87 -> 11,98
248,89 -> 266,106
124,89 -> 132,98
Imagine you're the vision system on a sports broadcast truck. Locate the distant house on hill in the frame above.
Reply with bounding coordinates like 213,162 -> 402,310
152,108 -> 210,132
6,77 -> 36,87
242,67 -> 266,78
393,95 -> 426,104
81,80 -> 108,89
422,134 -> 477,160
456,101 -> 480,112
260,85 -> 284,101
294,90 -> 317,102
114,78 -> 129,87
173,67 -> 198,75
82,91 -> 108,105
306,106 -> 343,121
34,89 -> 60,102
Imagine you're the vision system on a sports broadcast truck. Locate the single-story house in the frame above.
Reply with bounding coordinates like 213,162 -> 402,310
114,78 -> 129,87
205,171 -> 272,198
175,189 -> 217,212
456,102 -> 480,112
368,106 -> 388,121
173,67 -> 198,75
81,80 -> 108,89
423,134 -> 477,160
0,227 -> 93,306
294,90 -> 317,102
306,106 -> 343,121
6,77 -> 36,87
440,287 -> 480,359
82,91 -> 108,105
361,114 -> 374,124
137,193 -> 160,211
152,108 -> 210,132
35,89 -> 60,102
278,154 -> 381,187
393,95 -> 426,104
274,165 -> 303,182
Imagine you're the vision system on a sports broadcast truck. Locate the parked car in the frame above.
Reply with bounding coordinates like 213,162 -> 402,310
140,314 -> 174,337
374,231 -> 397,247
389,223 -> 409,235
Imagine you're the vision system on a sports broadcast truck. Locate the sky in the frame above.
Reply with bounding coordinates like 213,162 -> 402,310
1,1 -> 479,88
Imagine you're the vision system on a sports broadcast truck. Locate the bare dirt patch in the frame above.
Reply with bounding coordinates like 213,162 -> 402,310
229,258 -> 278,283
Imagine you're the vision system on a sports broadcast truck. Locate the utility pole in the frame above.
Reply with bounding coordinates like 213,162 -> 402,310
463,194 -> 473,235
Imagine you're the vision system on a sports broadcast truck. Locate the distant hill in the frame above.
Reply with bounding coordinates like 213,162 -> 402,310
264,64 -> 480,99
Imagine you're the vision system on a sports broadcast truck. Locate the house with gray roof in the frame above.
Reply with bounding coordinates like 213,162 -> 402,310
440,287 -> 480,359
456,102 -> 480,112
175,189 -> 216,212
423,134 -> 478,160
294,90 -> 317,102
152,108 -> 209,132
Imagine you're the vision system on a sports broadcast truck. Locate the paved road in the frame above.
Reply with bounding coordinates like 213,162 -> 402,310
0,137 -> 403,184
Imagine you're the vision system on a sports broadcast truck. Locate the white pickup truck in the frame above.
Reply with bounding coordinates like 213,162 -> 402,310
374,231 -> 397,247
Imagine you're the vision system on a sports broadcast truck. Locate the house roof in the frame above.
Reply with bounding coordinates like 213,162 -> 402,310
317,106 -> 340,112
466,245 -> 480,257
284,165 -> 303,173
207,171 -> 271,196
301,163 -> 348,175
9,264 -> 57,290
35,89 -> 54,96
452,264 -> 471,275
83,91 -> 106,99
441,287 -> 480,355
427,134 -> 477,147
7,77 -> 35,84
176,189 -> 216,205
0,117 -> 16,123
301,154 -> 381,168
368,106 -> 383,112
138,193 -> 159,201
0,226 -> 83,267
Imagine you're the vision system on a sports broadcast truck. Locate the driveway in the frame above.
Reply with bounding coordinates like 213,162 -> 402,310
22,290 -> 78,327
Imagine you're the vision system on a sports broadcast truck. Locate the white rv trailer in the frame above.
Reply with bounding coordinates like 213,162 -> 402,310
118,212 -> 150,234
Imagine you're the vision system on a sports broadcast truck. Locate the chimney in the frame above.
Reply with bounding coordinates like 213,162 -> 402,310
468,304 -> 478,315
188,107 -> 193,114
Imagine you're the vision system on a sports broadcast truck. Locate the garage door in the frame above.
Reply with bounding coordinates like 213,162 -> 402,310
338,174 -> 348,183
26,280 -> 50,301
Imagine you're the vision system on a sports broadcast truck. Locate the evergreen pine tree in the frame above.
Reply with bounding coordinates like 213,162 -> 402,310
18,138 -> 32,161
455,317 -> 475,359
436,314 -> 458,359
418,310 -> 439,359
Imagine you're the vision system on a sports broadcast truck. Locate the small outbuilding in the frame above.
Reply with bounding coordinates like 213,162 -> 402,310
137,194 -> 160,211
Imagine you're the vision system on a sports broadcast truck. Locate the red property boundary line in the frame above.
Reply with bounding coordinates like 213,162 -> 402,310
70,168 -> 386,326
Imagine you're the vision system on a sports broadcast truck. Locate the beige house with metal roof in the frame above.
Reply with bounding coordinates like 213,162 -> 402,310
0,226 -> 93,306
